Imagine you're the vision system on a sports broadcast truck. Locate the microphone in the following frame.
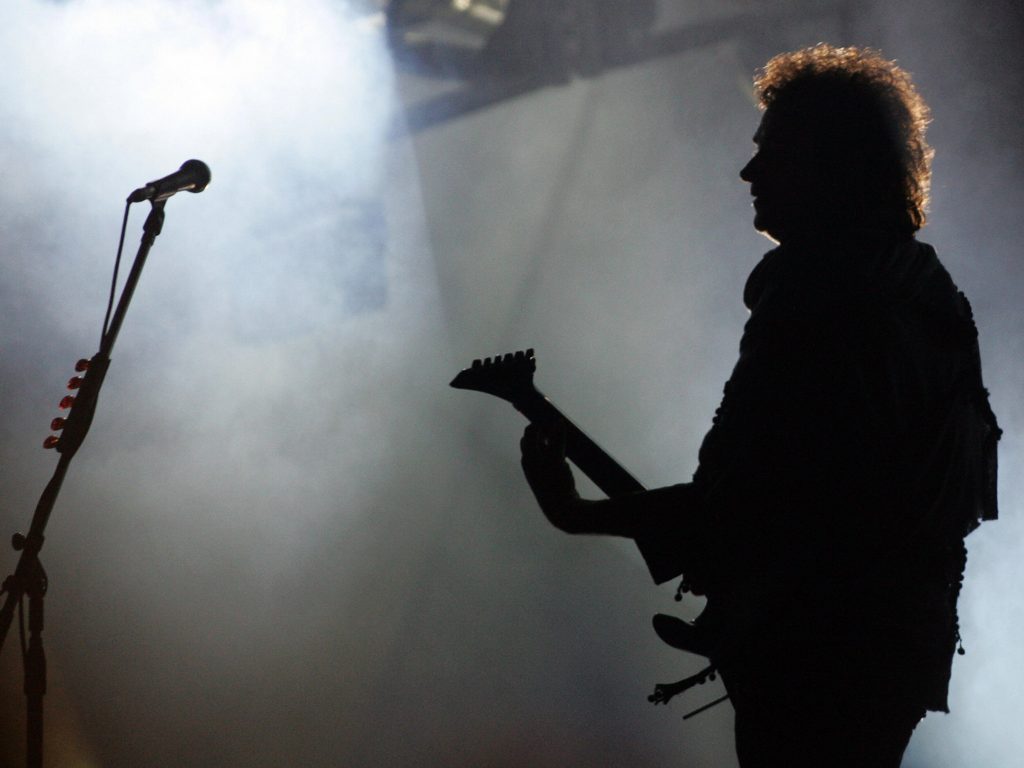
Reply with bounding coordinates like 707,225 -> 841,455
127,159 -> 211,203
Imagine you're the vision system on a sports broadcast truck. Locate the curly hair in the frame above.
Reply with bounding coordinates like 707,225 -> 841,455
754,44 -> 933,233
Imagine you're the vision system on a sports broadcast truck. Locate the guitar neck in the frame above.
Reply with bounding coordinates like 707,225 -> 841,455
513,387 -> 645,498
449,350 -> 681,583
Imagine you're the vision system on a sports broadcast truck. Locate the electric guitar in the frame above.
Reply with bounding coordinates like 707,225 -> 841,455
451,349 -> 722,708
449,347 -> 693,586
449,349 -> 645,499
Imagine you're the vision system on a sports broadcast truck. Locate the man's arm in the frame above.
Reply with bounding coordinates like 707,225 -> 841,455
520,421 -> 695,540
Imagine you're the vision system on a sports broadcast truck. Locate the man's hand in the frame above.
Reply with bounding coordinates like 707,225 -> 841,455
520,420 -> 583,533
520,420 -> 668,540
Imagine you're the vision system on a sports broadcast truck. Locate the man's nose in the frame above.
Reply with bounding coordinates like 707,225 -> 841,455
740,155 -> 757,183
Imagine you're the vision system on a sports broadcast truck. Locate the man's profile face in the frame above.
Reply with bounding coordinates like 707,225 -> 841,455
739,105 -> 832,243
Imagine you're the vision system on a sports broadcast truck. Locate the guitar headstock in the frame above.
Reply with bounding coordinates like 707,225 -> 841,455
450,348 -> 537,406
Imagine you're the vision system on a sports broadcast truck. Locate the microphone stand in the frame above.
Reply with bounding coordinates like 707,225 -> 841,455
0,200 -> 167,768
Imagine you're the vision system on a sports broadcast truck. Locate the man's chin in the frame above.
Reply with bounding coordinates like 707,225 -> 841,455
752,212 -> 782,244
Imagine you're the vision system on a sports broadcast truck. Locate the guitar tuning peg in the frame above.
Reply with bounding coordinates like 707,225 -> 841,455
483,357 -> 492,366
67,376 -> 83,390
471,359 -> 482,368
503,353 -> 514,363
74,358 -> 90,372
43,435 -> 60,450
59,395 -> 75,410
526,347 -> 535,358
513,350 -> 525,360
50,417 -> 66,431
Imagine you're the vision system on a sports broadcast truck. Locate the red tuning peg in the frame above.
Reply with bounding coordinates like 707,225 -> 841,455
43,435 -> 60,450
59,395 -> 75,409
67,376 -> 83,390
74,358 -> 90,372
50,417 -> 66,431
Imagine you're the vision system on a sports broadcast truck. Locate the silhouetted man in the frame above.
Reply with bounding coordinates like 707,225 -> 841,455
520,44 -> 999,767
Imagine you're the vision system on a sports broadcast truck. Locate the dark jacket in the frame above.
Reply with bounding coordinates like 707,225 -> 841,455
674,235 -> 999,712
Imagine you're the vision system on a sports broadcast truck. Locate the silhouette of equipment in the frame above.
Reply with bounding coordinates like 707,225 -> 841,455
452,348 -> 728,717
0,162 -> 210,768
652,612 -> 712,656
